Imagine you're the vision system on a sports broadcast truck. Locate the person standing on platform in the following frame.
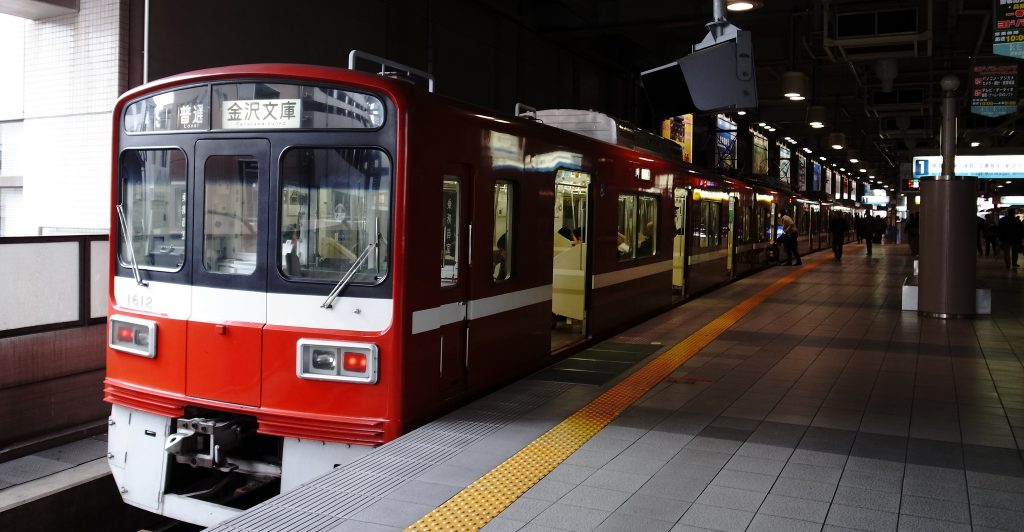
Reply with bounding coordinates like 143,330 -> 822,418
998,209 -> 1023,269
983,218 -> 999,256
779,211 -> 802,265
905,212 -> 920,257
829,212 -> 848,261
854,215 -> 864,243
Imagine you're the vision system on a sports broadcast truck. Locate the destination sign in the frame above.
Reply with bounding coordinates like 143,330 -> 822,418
220,99 -> 301,129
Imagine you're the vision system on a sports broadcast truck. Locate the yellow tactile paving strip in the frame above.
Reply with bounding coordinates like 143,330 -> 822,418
406,260 -> 822,531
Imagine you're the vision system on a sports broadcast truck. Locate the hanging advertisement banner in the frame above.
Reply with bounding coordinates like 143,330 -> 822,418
971,64 -> 1018,117
660,114 -> 694,162
994,0 -> 1024,60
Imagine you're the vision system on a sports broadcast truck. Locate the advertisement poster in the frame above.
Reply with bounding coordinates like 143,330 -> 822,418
995,0 -> 1024,60
797,154 -> 807,191
716,115 -> 737,170
812,161 -> 821,191
779,144 -> 792,188
752,130 -> 769,176
971,64 -> 1018,117
661,114 -> 694,162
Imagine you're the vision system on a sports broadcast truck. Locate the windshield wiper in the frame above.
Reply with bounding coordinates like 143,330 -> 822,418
116,204 -> 148,287
321,240 -> 378,309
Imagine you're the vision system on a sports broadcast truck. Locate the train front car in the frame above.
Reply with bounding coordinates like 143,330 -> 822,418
103,65 -> 406,526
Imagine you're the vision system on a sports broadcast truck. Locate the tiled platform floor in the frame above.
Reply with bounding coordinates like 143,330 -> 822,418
211,242 -> 1024,532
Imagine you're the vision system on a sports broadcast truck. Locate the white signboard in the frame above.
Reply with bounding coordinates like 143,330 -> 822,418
912,155 -> 1024,179
221,99 -> 301,129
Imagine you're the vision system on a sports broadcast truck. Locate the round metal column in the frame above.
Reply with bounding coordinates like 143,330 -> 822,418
918,177 -> 977,318
918,74 -> 977,319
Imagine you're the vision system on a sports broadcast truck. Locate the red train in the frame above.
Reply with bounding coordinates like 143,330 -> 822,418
104,56 -> 838,525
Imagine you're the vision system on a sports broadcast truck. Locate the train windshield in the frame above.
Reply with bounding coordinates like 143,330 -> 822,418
279,147 -> 392,284
118,149 -> 188,270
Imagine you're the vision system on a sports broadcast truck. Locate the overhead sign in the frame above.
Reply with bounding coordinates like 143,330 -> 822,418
904,178 -> 920,190
661,114 -> 693,163
863,195 -> 890,205
221,99 -> 301,129
971,64 -> 1018,117
995,1 -> 1024,60
913,155 -> 1024,179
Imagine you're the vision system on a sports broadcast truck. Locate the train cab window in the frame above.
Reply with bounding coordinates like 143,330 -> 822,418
441,178 -> 460,287
203,156 -> 260,275
117,149 -> 188,271
278,147 -> 392,284
492,181 -> 514,281
636,196 -> 658,257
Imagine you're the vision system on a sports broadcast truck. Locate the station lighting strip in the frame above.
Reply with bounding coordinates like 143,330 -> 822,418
407,258 -> 825,531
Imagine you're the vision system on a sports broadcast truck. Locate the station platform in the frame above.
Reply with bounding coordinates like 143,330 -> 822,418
193,243 -> 1024,532
4,243 -> 1023,531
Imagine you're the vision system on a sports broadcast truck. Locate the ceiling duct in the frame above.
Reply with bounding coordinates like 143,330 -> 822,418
879,116 -> 931,140
823,0 -> 933,62
865,86 -> 927,117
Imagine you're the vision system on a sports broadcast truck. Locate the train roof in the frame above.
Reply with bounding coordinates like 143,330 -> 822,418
531,109 -> 683,161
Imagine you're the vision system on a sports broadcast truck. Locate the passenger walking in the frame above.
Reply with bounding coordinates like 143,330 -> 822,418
829,213 -> 848,261
905,212 -> 920,256
778,211 -> 802,265
997,209 -> 1023,270
983,218 -> 999,256
860,215 -> 874,255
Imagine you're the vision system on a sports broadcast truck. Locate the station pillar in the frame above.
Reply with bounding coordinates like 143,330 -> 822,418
918,75 -> 977,318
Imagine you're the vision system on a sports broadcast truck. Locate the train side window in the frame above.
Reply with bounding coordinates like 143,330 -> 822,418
441,178 -> 460,287
617,194 -> 636,259
492,181 -> 513,282
636,196 -> 658,257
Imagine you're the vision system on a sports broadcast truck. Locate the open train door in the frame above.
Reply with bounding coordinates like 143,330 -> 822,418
187,139 -> 271,406
551,169 -> 591,351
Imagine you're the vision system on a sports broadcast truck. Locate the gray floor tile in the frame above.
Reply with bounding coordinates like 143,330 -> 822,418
531,502 -> 612,532
895,515 -> 970,532
34,438 -> 108,465
638,471 -> 710,502
747,514 -> 823,532
678,503 -> 754,532
710,469 -> 777,493
595,512 -> 675,532
616,494 -> 689,523
582,468 -> 653,493
603,454 -> 668,476
970,504 -> 1024,531
968,486 -> 1024,511
326,520 -> 402,532
564,449 -> 617,469
898,495 -> 969,524
500,497 -> 553,522
825,504 -> 898,532
482,517 -> 527,532
758,494 -> 829,523
781,461 -> 843,485
524,478 -> 578,502
349,499 -> 435,529
900,479 -> 967,502
723,455 -> 786,476
769,477 -> 837,503
832,485 -> 900,513
559,485 -> 632,511
546,463 -> 597,485
694,485 -> 766,512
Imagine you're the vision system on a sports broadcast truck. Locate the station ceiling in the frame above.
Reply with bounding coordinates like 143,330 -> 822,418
522,0 -> 1009,189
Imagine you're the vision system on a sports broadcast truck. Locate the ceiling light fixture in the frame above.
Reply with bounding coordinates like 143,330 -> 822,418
970,141 -> 980,147
807,105 -> 827,129
737,110 -> 747,115
828,132 -> 846,150
782,71 -> 808,101
726,0 -> 763,12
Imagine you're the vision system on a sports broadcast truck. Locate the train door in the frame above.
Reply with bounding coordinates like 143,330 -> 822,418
672,187 -> 688,301
438,171 -> 469,398
551,169 -> 590,350
727,196 -> 736,277
187,139 -> 270,406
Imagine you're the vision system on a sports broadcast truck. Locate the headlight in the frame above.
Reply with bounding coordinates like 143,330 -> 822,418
297,339 -> 378,384
109,315 -> 157,358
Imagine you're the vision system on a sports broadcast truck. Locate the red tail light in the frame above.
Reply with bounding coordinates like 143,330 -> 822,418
343,352 -> 368,372
116,326 -> 135,342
